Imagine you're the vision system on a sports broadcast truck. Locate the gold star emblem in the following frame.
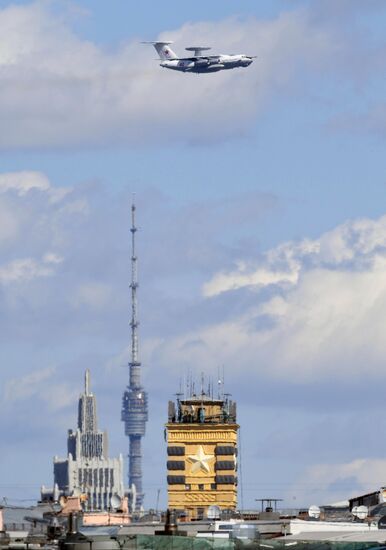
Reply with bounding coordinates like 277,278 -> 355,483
188,445 -> 214,474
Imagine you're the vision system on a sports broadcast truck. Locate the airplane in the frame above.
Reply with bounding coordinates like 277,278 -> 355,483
143,41 -> 255,73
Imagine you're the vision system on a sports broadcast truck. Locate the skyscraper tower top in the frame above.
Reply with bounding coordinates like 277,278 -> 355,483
121,201 -> 148,512
42,369 -> 124,511
78,368 -> 98,433
69,369 -> 107,459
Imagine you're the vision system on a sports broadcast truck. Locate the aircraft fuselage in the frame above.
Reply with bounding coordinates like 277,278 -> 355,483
160,54 -> 253,73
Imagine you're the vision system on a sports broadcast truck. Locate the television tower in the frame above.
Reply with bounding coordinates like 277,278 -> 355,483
121,202 -> 148,512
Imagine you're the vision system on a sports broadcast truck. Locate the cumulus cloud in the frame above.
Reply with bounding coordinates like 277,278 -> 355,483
0,253 -> 63,283
0,171 -> 50,195
203,240 -> 318,296
3,365 -> 77,410
205,215 -> 386,297
151,214 -> 386,385
0,1 -> 346,149
0,170 -> 79,287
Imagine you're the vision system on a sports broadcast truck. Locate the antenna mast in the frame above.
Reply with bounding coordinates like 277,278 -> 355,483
130,203 -> 139,365
121,199 -> 148,513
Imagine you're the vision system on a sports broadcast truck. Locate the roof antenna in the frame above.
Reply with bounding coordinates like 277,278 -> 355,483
222,365 -> 225,399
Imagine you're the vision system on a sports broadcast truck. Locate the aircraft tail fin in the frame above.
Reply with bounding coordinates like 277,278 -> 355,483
142,41 -> 177,60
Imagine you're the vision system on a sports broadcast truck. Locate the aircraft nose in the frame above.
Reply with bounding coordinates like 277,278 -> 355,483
242,57 -> 253,66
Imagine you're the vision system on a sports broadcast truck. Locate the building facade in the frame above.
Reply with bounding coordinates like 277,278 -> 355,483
41,370 -> 124,511
166,388 -> 238,520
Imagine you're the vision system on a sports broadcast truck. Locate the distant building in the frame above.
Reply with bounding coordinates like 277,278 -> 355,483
166,383 -> 238,520
41,370 -> 124,511
349,487 -> 386,515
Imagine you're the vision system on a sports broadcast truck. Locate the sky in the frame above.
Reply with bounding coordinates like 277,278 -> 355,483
2,0 -> 386,511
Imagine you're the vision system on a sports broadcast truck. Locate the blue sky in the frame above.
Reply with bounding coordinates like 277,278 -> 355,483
2,0 -> 386,510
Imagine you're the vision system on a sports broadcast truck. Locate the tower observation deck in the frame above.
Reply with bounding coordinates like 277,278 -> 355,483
121,202 -> 148,512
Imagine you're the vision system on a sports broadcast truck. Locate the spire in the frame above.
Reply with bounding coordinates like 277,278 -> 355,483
78,370 -> 98,437
130,201 -> 139,366
85,368 -> 90,395
70,370 -> 108,461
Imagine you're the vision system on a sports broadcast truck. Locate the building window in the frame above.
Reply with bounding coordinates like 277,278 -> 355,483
167,446 -> 185,456
167,461 -> 185,470
215,475 -> 235,484
167,475 -> 185,485
215,445 -> 235,456
198,484 -> 204,491
197,508 -> 205,520
215,460 -> 235,471
211,483 -> 217,490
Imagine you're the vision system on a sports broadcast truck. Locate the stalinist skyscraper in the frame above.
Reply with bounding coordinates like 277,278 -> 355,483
67,369 -> 108,461
42,370 -> 124,511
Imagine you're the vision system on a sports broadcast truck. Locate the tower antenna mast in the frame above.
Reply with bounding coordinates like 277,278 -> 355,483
130,201 -> 139,365
121,199 -> 148,513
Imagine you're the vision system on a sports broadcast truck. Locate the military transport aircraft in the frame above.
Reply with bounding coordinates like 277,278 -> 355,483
143,41 -> 255,73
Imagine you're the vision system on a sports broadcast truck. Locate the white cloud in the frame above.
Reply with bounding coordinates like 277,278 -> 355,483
0,169 -> 86,259
3,366 -> 78,411
0,171 -> 50,195
203,240 -> 319,296
0,253 -> 63,283
0,1 -> 341,149
0,170 -> 71,203
4,366 -> 55,402
0,170 -> 75,248
153,214 -> 386,383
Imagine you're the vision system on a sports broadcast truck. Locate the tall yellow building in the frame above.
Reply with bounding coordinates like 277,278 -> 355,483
165,388 -> 238,520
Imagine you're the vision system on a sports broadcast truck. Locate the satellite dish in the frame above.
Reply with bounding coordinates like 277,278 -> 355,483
129,483 -> 137,513
378,515 -> 386,529
53,483 -> 60,502
356,505 -> 368,520
207,505 -> 221,520
308,505 -> 321,519
110,494 -> 121,510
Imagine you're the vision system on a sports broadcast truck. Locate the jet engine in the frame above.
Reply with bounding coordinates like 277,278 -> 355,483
203,64 -> 225,72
